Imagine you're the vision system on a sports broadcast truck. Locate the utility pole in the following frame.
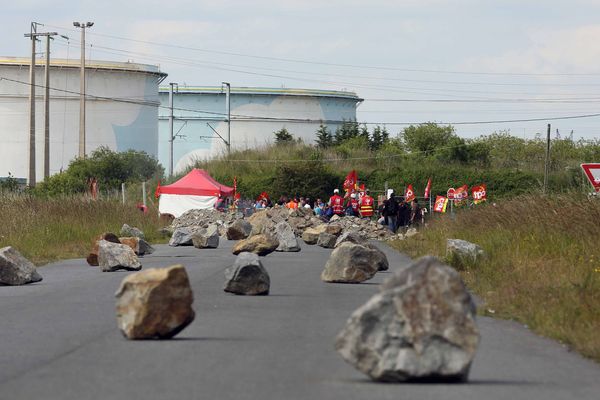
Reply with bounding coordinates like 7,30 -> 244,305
168,82 -> 178,177
222,82 -> 231,155
544,123 -> 551,194
25,22 -> 38,187
73,21 -> 93,158
43,32 -> 59,179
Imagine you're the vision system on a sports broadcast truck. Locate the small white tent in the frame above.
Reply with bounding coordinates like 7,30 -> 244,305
157,169 -> 234,218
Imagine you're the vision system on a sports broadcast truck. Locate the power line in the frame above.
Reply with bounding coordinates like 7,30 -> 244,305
3,75 -> 600,126
41,23 -> 600,77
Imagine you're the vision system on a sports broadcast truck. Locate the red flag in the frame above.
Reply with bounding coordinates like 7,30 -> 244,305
471,184 -> 487,204
154,180 -> 161,199
256,191 -> 270,201
433,195 -> 449,213
424,178 -> 432,199
343,170 -> 358,192
359,183 -> 365,192
405,184 -> 416,202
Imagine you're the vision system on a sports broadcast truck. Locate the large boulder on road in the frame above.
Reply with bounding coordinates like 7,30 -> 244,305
115,264 -> 195,339
192,224 -> 220,249
119,237 -> 155,256
227,220 -> 253,240
320,242 -> 384,283
169,227 -> 196,247
87,232 -> 121,266
275,221 -> 300,252
120,224 -> 145,239
223,252 -> 270,295
317,232 -> 337,249
0,246 -> 42,285
334,231 -> 368,248
98,240 -> 142,272
232,234 -> 279,256
335,256 -> 480,382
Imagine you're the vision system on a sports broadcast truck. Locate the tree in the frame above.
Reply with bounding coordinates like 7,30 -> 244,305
400,123 -> 456,156
334,120 -> 360,145
370,126 -> 383,151
274,127 -> 294,144
359,124 -> 370,142
315,124 -> 333,148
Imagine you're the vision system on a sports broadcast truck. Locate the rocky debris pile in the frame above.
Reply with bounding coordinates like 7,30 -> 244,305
321,242 -> 388,283
223,252 -> 270,295
169,205 -> 398,242
192,224 -> 220,249
446,239 -> 485,264
232,234 -> 279,256
0,246 -> 43,285
119,237 -> 155,256
98,240 -> 142,272
302,224 -> 343,245
120,224 -> 145,239
274,221 -> 300,252
115,264 -> 195,339
87,233 -> 121,266
335,256 -> 480,382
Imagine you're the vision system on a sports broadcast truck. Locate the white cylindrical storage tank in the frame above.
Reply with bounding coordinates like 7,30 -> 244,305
158,86 -> 363,173
0,57 -> 167,182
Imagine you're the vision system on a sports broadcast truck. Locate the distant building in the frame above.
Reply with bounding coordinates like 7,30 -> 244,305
158,86 -> 363,173
0,57 -> 166,183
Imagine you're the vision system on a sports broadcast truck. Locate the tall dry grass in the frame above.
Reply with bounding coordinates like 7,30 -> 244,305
390,193 -> 600,361
0,194 -> 167,265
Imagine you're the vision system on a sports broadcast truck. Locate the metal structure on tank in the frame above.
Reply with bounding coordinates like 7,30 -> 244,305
0,57 -> 167,182
158,86 -> 363,174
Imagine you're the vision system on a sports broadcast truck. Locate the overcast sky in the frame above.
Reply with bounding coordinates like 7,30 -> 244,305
3,0 -> 600,140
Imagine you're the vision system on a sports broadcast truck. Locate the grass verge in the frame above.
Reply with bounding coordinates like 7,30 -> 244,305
0,194 -> 168,265
389,193 -> 600,361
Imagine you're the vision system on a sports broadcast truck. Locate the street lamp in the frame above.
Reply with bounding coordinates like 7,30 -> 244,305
73,21 -> 93,158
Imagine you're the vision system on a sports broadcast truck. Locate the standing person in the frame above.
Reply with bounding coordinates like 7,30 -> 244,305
385,192 -> 399,233
359,189 -> 375,219
328,189 -> 345,217
346,193 -> 360,216
410,199 -> 421,226
398,198 -> 409,230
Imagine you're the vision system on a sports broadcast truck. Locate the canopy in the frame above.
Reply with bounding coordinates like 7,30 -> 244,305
158,169 -> 234,197
158,169 -> 234,217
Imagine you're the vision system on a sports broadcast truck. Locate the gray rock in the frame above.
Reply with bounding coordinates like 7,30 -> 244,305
405,227 -> 419,238
224,252 -> 270,295
446,239 -> 485,264
169,227 -> 195,247
120,223 -> 145,239
275,221 -> 300,252
227,220 -> 253,240
317,232 -> 337,249
336,256 -> 479,382
320,242 -> 383,283
330,214 -> 341,222
115,264 -> 194,339
366,243 -> 389,271
98,240 -> 142,272
0,246 -> 42,285
192,224 -> 220,249
334,231 -> 368,248
138,239 -> 155,255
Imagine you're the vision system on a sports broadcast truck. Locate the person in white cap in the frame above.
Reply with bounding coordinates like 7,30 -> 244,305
346,192 -> 360,216
329,188 -> 344,216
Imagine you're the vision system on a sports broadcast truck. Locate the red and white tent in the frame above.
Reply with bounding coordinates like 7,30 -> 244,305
157,169 -> 234,217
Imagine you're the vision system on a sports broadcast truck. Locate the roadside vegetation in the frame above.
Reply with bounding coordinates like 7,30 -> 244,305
0,194 -> 167,266
389,193 -> 600,361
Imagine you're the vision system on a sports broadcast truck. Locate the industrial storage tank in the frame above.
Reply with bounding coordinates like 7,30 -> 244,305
158,86 -> 363,173
0,57 -> 167,182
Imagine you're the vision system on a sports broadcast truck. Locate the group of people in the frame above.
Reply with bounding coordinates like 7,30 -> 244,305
379,192 -> 425,233
250,188 -> 424,232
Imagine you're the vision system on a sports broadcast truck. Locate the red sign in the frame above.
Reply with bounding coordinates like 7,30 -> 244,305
405,184 -> 415,202
471,184 -> 487,204
454,185 -> 469,202
581,163 -> 600,192
447,188 -> 455,199
434,195 -> 448,213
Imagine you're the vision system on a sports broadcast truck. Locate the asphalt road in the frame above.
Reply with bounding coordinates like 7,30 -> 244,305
0,240 -> 598,400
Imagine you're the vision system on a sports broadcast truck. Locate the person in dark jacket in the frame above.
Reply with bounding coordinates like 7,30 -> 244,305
384,192 -> 399,233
